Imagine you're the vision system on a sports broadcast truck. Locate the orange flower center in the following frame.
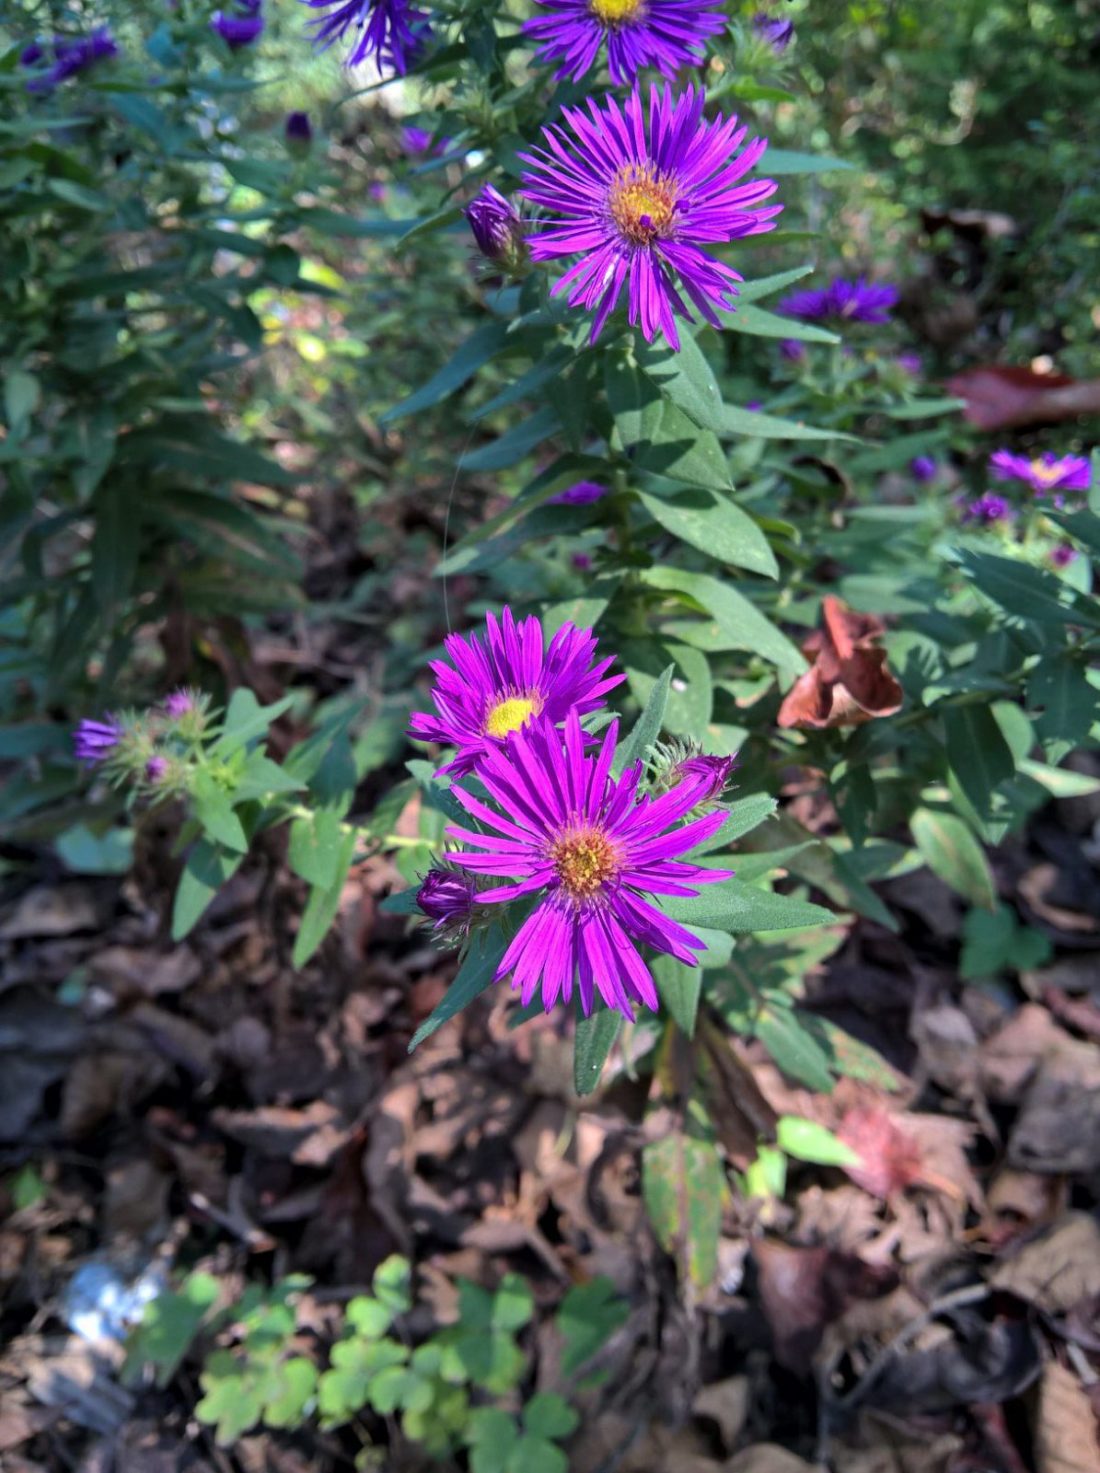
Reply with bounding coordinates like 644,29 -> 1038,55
609,164 -> 678,246
550,827 -> 622,901
1030,457 -> 1061,486
483,692 -> 543,739
589,0 -> 645,24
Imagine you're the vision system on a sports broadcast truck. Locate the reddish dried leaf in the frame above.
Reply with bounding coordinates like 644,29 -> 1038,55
836,1105 -> 925,1198
944,364 -> 1100,431
777,597 -> 903,730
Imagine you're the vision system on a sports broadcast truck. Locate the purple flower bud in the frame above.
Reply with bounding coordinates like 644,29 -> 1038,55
145,755 -> 170,784
464,184 -> 527,273
897,351 -> 922,376
673,752 -> 739,805
164,689 -> 199,720
22,26 -> 117,91
780,338 -> 806,363
74,717 -> 123,765
960,492 -> 1011,525
571,552 -> 593,571
211,1 -> 264,48
910,455 -> 937,483
403,125 -> 450,156
753,13 -> 795,51
416,869 -> 477,932
1050,543 -> 1079,569
746,400 -> 763,412
285,111 -> 313,147
549,481 -> 607,506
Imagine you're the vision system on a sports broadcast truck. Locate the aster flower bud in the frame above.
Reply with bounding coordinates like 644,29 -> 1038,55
211,0 -> 264,48
960,492 -> 1011,525
650,740 -> 739,806
145,755 -> 171,784
416,869 -> 477,936
752,13 -> 795,52
74,717 -> 124,765
162,688 -> 210,739
285,111 -> 313,151
910,455 -> 937,483
1051,543 -> 1079,569
463,185 -> 528,276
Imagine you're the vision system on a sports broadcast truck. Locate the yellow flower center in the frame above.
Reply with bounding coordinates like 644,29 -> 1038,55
484,693 -> 541,739
550,827 -> 622,901
1030,457 -> 1060,486
609,164 -> 678,246
589,0 -> 645,24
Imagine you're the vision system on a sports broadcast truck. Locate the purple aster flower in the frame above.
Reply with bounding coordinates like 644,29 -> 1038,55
368,181 -> 387,202
960,492 -> 1011,525
519,85 -> 781,351
897,351 -> 922,376
409,608 -> 623,776
779,276 -> 898,325
523,0 -> 727,86
549,481 -> 608,505
303,0 -> 429,74
416,868 -> 477,933
211,0 -> 264,48
1050,543 -> 1079,569
74,717 -> 123,765
285,110 -> 313,146
910,455 -> 937,483
753,13 -> 794,51
445,711 -> 734,1019
464,185 -> 527,272
402,125 -> 453,157
780,338 -> 805,363
23,26 -> 118,91
989,449 -> 1091,497
671,751 -> 739,805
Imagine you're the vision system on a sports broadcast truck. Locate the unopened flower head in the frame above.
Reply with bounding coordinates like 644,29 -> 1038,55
285,111 -> 313,147
416,868 -> 478,935
910,455 -> 937,483
303,0 -> 429,73
1050,542 -> 1079,569
752,13 -> 794,51
145,755 -> 171,785
651,739 -> 738,804
780,338 -> 806,363
444,711 -> 733,1019
897,351 -> 922,376
74,717 -> 124,765
780,276 -> 898,325
520,85 -> 781,350
549,481 -> 607,505
408,608 -> 623,776
523,0 -> 727,86
212,0 -> 264,47
960,492 -> 1011,525
989,449 -> 1090,497
464,185 -> 527,274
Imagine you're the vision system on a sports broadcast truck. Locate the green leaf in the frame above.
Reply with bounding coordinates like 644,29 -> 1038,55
523,1393 -> 580,1441
776,1116 -> 860,1167
491,1275 -> 534,1331
660,879 -> 834,934
623,639 -> 712,739
737,266 -> 813,302
1028,657 -> 1098,756
123,1272 -> 220,1388
373,1254 -> 412,1314
960,904 -> 1052,980
634,333 -> 726,433
637,487 -> 778,578
910,807 -> 996,909
288,810 -> 346,890
573,1006 -> 622,1096
943,706 -> 1016,818
613,663 -> 672,775
264,1358 -> 318,1428
56,824 -> 134,876
689,794 -> 778,855
381,322 -> 508,423
510,1438 -> 569,1473
652,954 -> 703,1037
408,925 -> 508,1050
605,355 -> 730,489
950,548 -> 1100,628
720,303 -> 840,346
345,1297 -> 393,1338
292,828 -> 358,968
462,404 -> 560,472
755,1006 -> 835,1091
172,840 -> 245,940
556,1279 -> 630,1378
642,1131 -> 724,1288
4,369 -> 40,429
210,690 -> 295,758
764,148 -> 855,174
192,772 -> 249,854
91,480 -> 139,612
643,566 -> 805,677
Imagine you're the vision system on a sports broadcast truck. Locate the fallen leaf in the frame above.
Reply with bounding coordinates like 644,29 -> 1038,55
944,364 -> 1100,430
753,1239 -> 898,1374
725,1447 -> 819,1473
693,1375 -> 749,1453
992,1213 -> 1100,1315
777,597 -> 903,730
1033,1361 -> 1100,1473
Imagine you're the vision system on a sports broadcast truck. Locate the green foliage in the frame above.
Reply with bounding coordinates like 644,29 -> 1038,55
960,903 -> 1053,980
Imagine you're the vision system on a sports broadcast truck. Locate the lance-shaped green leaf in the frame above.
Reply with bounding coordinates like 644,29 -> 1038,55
573,1005 -> 622,1095
660,878 -> 834,934
642,1130 -> 724,1289
637,487 -> 778,578
408,925 -> 509,1050
642,565 -> 806,677
381,321 -> 509,423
